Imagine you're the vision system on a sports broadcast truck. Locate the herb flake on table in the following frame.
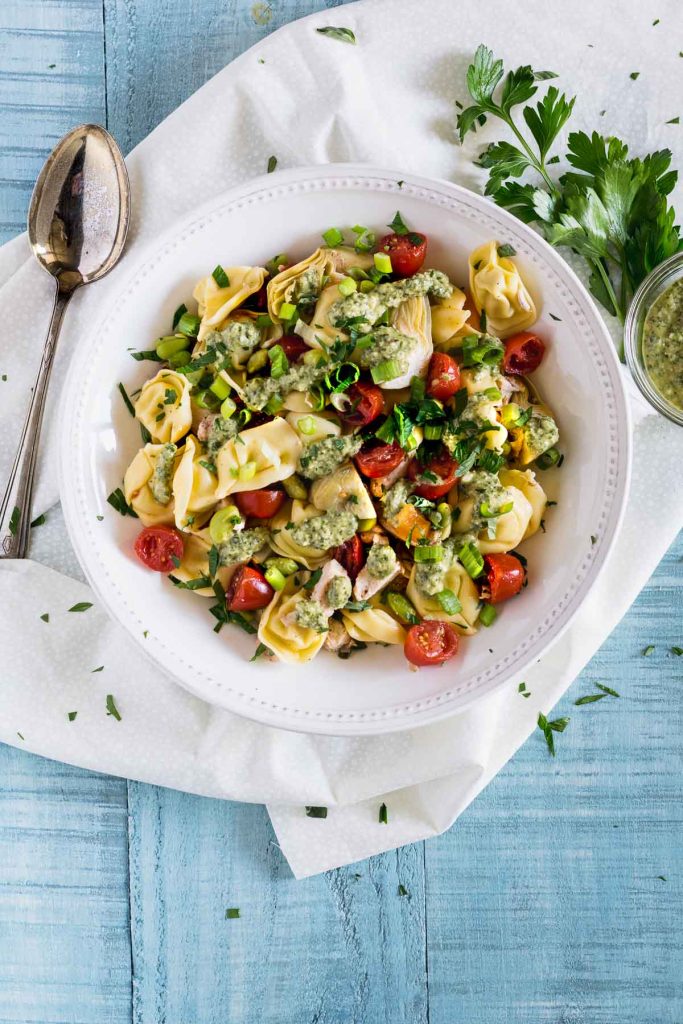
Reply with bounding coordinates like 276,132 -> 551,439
379,802 -> 388,824
40,613 -> 49,623
537,712 -> 570,756
518,681 -> 531,698
666,117 -> 680,125
30,513 -> 46,528
106,694 -> 121,721
629,71 -> 640,80
398,884 -> 409,897
267,155 -> 277,173
642,644 -> 655,656
67,711 -> 78,722
68,602 -> 92,613
316,26 -> 356,45
91,666 -> 104,673
672,646 -> 683,656
225,907 -> 240,919
305,806 -> 328,819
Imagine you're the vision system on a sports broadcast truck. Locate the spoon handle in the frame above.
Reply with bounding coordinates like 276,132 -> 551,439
0,286 -> 71,559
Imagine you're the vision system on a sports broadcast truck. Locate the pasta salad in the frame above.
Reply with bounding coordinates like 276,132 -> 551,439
116,214 -> 561,668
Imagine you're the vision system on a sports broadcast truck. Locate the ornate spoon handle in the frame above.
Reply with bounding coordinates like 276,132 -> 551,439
0,286 -> 72,558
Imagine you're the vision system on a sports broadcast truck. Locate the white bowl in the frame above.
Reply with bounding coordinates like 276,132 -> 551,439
59,165 -> 631,735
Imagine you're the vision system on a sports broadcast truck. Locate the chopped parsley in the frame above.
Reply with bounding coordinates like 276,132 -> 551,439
68,602 -> 93,613
518,681 -> 531,698
107,488 -> 138,517
267,155 -> 277,173
537,712 -> 570,756
67,711 -> 78,722
40,613 -> 49,623
30,513 -> 46,528
315,26 -> 356,44
305,806 -> 328,818
118,382 -> 136,416
225,908 -> 240,919
642,645 -> 655,656
378,802 -> 388,824
106,694 -> 121,721
91,666 -> 104,673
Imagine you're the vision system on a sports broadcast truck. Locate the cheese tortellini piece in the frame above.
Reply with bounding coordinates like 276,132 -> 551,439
341,606 -> 406,646
172,435 -> 219,530
193,266 -> 268,340
216,419 -> 302,498
431,287 -> 472,348
285,411 -> 341,444
468,241 -> 537,338
267,248 -> 334,321
171,529 -> 236,597
269,500 -> 329,569
134,369 -> 192,444
123,444 -> 178,526
499,468 -> 547,540
406,562 -> 481,635
257,581 -> 326,664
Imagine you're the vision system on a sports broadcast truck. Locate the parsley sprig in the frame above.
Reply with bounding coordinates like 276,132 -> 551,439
457,45 -> 682,356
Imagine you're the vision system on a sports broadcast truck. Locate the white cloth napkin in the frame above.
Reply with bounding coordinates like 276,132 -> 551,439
1,0 -> 681,878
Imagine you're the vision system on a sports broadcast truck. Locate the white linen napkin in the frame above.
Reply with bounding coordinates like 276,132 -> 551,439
1,0 -> 681,878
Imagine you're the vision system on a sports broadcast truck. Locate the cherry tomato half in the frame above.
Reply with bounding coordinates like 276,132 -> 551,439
279,335 -> 309,362
225,565 -> 274,612
426,352 -> 461,402
502,331 -> 546,375
404,620 -> 459,667
408,447 -> 458,500
341,381 -> 385,428
134,525 -> 185,573
355,440 -> 405,479
235,486 -> 286,519
332,533 -> 364,580
377,231 -> 428,277
484,553 -> 526,604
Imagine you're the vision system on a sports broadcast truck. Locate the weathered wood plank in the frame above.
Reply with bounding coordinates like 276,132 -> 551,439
0,745 -> 132,1024
126,787 -> 427,1024
425,535 -> 683,1024
0,0 -> 106,244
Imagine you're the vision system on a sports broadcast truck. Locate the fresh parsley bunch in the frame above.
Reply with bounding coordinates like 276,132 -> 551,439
457,45 -> 682,357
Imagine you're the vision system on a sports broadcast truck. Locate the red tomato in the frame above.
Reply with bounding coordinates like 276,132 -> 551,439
134,525 -> 184,573
279,335 -> 309,362
408,447 -> 458,500
225,565 -> 274,612
404,620 -> 459,667
332,533 -> 364,580
484,553 -> 525,604
502,331 -> 546,375
426,353 -> 461,401
341,381 -> 385,428
235,486 -> 286,519
355,441 -> 405,479
377,231 -> 428,277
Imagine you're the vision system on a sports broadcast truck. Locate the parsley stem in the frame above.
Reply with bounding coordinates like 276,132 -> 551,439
503,112 -> 560,197
592,257 -> 624,329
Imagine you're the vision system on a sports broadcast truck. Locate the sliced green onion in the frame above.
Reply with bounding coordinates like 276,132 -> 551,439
462,334 -> 504,368
212,265 -> 230,288
437,589 -> 462,615
210,375 -> 231,400
237,408 -> 253,428
156,334 -> 191,360
209,506 -> 241,544
410,376 -> 425,403
327,362 -> 359,393
309,385 -> 326,411
348,267 -> 370,281
194,389 -> 219,410
265,556 -> 299,577
283,474 -> 308,500
238,461 -> 257,482
220,396 -> 237,419
536,446 -> 561,470
413,544 -> 444,563
338,276 -> 357,297
278,302 -> 297,322
176,312 -> 201,338
387,592 -> 420,625
483,387 -> 502,401
167,349 -> 191,368
424,424 -> 443,440
265,395 -> 284,415
172,303 -> 188,329
266,253 -> 288,275
352,225 -> 376,252
264,566 -> 286,591
358,516 -> 377,532
360,279 -> 376,293
480,500 -> 513,518
374,252 -> 392,274
405,429 -> 421,452
459,542 -> 485,578
322,227 -> 344,247
500,403 -> 521,428
297,415 -> 316,436
479,603 -> 497,627
371,359 -> 402,384
268,344 -> 289,379
247,349 -> 268,373
255,313 -> 273,327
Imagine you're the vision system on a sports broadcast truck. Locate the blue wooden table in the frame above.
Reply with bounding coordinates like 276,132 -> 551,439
0,2 -> 681,1021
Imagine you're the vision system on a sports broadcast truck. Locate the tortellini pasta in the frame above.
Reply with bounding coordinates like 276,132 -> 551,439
285,411 -> 341,444
468,241 -> 537,338
269,500 -> 329,569
499,468 -> 547,540
134,369 -> 192,444
123,444 -> 178,526
172,435 -> 219,530
171,529 -> 236,596
257,580 -> 326,664
267,248 -> 335,321
193,266 -> 268,340
215,419 -> 302,498
431,287 -> 472,348
453,483 -> 533,554
406,562 -> 481,635
341,606 -> 406,646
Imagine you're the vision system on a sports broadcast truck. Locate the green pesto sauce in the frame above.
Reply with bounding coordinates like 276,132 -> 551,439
366,543 -> 398,579
325,575 -> 352,609
205,415 -> 238,457
523,411 -> 559,459
289,508 -> 358,550
149,443 -> 176,505
206,320 -> 262,368
242,362 -> 327,411
460,470 -> 508,533
294,598 -> 328,633
414,538 -> 457,596
381,478 -> 414,521
329,270 -> 453,328
643,277 -> 683,409
218,527 -> 269,566
289,267 -> 321,307
297,434 -> 362,480
357,326 -> 415,375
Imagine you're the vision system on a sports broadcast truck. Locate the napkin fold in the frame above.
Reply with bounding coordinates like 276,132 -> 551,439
1,0 -> 681,877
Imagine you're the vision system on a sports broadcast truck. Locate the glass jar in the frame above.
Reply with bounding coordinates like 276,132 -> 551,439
624,251 -> 683,427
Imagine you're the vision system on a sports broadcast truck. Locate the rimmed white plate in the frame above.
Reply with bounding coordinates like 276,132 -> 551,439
59,164 -> 631,735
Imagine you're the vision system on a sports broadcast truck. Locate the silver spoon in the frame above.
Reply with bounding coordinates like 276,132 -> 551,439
0,124 -> 130,558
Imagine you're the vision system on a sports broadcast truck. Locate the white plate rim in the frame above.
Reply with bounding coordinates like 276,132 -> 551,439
59,163 -> 632,736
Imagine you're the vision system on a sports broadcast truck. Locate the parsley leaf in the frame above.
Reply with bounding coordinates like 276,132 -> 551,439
316,26 -> 355,44
537,712 -> 570,756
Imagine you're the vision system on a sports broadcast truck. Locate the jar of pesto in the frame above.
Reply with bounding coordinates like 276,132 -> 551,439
624,252 -> 683,426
